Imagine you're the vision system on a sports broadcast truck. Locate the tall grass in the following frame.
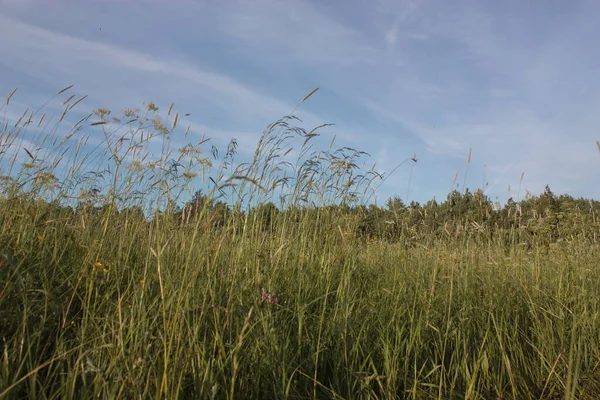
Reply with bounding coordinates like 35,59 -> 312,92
1,87 -> 599,399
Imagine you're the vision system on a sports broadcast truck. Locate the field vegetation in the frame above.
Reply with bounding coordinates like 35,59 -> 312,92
1,87 -> 600,399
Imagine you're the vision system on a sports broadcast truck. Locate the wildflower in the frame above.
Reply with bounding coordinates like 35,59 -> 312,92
94,261 -> 102,268
102,268 -> 109,273
139,279 -> 145,286
262,289 -> 279,304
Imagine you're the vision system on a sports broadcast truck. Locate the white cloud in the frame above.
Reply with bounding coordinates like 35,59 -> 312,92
0,14 -> 329,133
216,0 -> 379,68
385,23 -> 399,46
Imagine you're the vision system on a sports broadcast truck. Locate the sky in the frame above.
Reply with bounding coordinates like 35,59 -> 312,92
1,0 -> 599,207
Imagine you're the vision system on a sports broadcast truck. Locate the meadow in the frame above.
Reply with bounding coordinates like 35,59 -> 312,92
1,87 -> 599,399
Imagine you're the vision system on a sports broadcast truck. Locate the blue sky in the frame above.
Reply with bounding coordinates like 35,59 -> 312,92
1,0 -> 599,206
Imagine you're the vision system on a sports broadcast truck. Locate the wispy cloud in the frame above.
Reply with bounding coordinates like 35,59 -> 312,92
215,0 -> 378,68
0,15 -> 301,119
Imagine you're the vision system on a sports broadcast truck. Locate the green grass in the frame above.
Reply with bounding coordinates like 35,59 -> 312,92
1,87 -> 599,399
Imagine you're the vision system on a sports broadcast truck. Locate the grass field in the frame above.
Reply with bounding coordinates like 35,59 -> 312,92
1,87 -> 599,399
